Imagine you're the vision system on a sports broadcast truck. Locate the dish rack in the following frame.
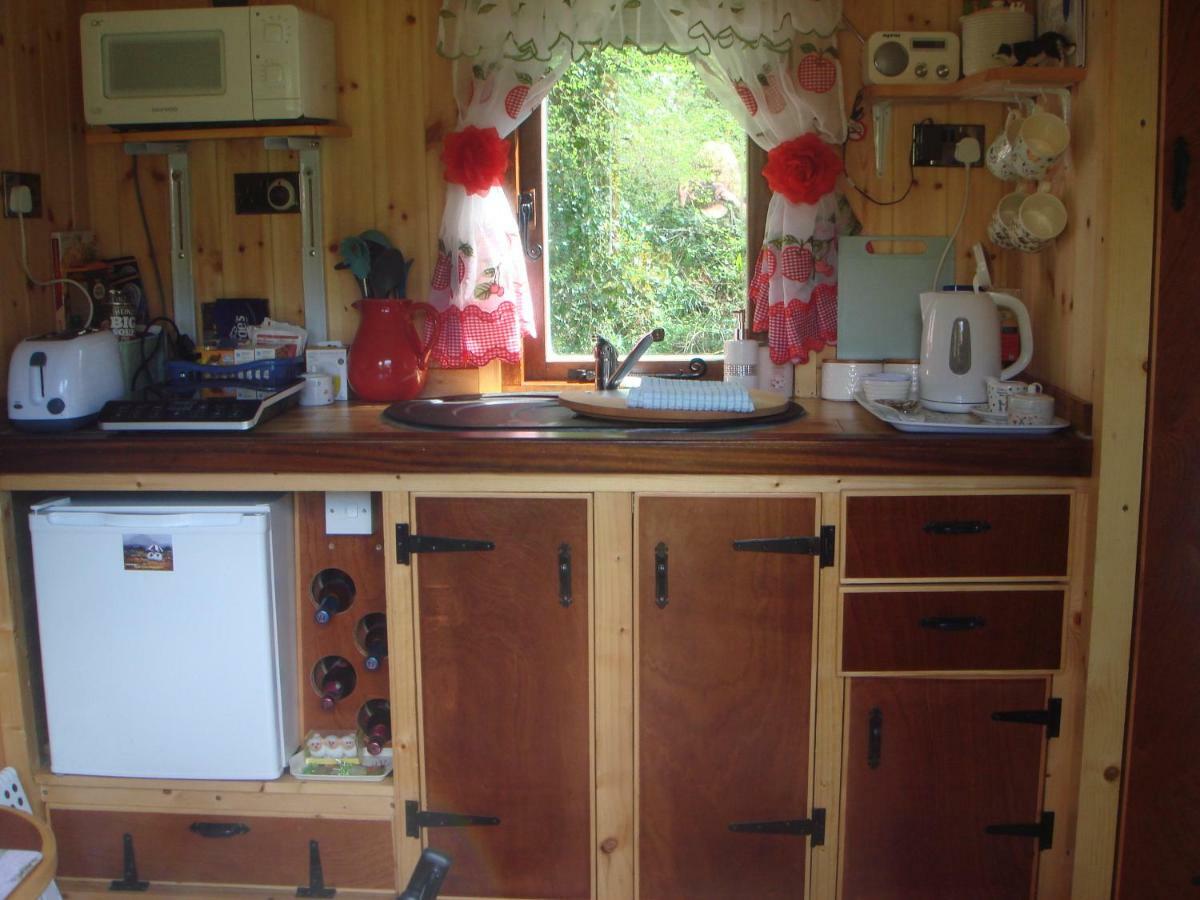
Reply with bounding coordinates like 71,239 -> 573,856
166,357 -> 304,384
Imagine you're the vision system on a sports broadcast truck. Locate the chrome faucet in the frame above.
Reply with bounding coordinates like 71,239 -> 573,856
593,328 -> 665,390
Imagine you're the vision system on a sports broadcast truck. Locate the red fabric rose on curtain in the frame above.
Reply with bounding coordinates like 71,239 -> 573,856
441,125 -> 510,196
762,133 -> 843,205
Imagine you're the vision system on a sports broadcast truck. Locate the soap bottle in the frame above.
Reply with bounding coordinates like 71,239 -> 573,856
723,310 -> 759,390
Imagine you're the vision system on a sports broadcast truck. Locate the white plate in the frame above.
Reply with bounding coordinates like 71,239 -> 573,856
288,748 -> 393,782
970,406 -> 1010,423
856,393 -> 1071,435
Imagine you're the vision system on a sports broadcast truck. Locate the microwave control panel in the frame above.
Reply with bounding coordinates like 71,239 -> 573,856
251,7 -> 299,102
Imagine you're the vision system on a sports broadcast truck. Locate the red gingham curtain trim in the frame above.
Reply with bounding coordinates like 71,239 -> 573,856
421,301 -> 530,369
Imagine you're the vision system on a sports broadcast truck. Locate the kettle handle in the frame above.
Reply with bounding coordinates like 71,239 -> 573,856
991,293 -> 1033,381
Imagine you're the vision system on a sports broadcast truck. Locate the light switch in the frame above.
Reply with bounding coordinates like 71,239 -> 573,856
325,491 -> 373,535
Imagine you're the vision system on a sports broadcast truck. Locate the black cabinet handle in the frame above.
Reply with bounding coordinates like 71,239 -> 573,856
654,542 -> 669,609
1173,136 -> 1190,212
558,543 -> 573,608
919,616 -> 987,631
923,520 -> 992,535
867,707 -> 883,769
189,822 -> 250,838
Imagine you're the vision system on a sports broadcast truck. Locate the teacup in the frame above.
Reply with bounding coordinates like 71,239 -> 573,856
987,377 -> 1040,413
988,186 -> 1067,253
985,108 -> 1025,181
1009,110 -> 1070,181
1007,390 -> 1055,426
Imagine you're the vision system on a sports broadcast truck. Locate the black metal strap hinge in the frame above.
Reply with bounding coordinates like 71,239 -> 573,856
729,808 -> 826,846
992,698 -> 1062,739
405,800 -> 500,839
296,839 -> 335,898
732,525 -> 835,568
985,811 -> 1055,851
110,832 -> 150,892
395,524 -> 495,565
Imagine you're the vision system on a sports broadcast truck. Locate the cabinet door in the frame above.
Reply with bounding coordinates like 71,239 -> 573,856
842,679 -> 1050,900
638,496 -> 819,899
414,497 -> 591,899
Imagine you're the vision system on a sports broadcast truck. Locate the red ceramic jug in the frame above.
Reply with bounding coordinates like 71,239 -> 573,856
347,299 -> 434,402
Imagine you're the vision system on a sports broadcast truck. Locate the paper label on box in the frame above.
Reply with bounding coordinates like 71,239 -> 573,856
123,534 -> 173,571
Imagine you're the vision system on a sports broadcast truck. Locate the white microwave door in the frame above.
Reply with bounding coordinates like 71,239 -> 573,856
82,8 -> 252,125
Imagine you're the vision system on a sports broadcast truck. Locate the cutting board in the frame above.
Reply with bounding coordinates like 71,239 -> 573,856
558,389 -> 789,424
837,236 -> 951,360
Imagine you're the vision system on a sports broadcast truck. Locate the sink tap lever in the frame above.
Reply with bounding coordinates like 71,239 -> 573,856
594,328 -> 665,390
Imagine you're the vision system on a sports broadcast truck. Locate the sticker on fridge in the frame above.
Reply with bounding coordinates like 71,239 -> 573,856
123,534 -> 173,571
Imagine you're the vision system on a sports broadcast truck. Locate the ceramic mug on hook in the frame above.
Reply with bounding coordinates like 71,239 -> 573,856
1008,109 -> 1070,180
988,184 -> 1067,252
985,107 -> 1025,181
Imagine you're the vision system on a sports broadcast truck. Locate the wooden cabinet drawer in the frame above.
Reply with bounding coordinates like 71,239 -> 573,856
844,493 -> 1071,579
842,588 -> 1065,672
50,809 -> 395,891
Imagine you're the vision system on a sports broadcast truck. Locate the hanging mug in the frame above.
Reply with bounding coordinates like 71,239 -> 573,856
985,108 -> 1025,181
1009,110 -> 1071,180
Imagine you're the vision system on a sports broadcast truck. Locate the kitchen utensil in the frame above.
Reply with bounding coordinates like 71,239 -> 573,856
821,360 -> 883,401
337,236 -> 372,279
367,247 -> 413,299
918,288 -> 1033,412
358,229 -> 393,250
837,236 -> 951,360
348,299 -> 436,401
7,329 -> 125,431
1007,390 -> 1056,425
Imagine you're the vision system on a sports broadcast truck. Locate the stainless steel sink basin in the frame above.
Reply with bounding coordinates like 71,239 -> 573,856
383,393 -> 803,431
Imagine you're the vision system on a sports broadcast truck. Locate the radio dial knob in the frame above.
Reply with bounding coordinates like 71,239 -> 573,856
936,64 -> 952,79
914,62 -> 929,78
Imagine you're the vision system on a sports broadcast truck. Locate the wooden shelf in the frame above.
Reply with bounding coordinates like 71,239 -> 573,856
864,66 -> 1085,103
85,122 -> 351,145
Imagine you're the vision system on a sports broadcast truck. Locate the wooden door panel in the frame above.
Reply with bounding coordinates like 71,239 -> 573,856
415,497 -> 591,900
1117,1 -> 1200,895
638,496 -> 818,899
842,679 -> 1049,900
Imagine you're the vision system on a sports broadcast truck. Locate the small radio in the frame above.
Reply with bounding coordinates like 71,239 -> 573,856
865,32 -> 961,85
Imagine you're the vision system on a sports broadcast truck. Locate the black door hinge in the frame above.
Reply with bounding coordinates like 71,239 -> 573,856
729,808 -> 826,846
295,839 -> 335,898
992,698 -> 1062,739
395,524 -> 495,565
732,525 -> 835,568
110,832 -> 150,892
985,811 -> 1055,851
405,800 -> 500,838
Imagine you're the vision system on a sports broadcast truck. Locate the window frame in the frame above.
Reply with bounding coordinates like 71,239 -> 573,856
514,98 -> 770,384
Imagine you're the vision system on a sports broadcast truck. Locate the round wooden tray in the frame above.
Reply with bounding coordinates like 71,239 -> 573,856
557,389 -> 790,424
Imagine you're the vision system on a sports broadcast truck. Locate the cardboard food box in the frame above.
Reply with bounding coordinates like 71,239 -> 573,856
306,343 -> 348,400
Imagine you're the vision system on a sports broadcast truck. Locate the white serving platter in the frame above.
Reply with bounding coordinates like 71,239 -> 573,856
856,393 -> 1071,435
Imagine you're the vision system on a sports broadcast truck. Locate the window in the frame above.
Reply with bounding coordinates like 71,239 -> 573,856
517,47 -> 769,382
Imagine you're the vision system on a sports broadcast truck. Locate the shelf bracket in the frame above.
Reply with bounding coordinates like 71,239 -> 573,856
124,142 -> 196,342
264,136 -> 328,343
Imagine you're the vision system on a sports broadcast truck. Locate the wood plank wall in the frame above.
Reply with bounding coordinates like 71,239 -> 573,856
0,0 -> 1103,402
0,0 -> 89,397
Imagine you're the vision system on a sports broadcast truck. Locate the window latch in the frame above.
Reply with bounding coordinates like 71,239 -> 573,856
517,189 -> 543,260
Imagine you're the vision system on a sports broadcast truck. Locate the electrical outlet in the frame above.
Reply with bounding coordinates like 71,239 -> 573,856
911,124 -> 986,168
2,171 -> 42,218
234,171 -> 300,214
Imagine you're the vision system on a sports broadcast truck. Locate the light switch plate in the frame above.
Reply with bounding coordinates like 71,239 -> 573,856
325,491 -> 373,535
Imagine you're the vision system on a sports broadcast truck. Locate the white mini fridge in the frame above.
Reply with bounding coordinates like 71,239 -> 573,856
28,495 -> 298,779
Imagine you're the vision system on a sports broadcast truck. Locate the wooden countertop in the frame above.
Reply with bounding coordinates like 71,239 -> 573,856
0,399 -> 1091,478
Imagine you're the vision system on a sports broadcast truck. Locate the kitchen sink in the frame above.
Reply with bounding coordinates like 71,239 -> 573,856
383,393 -> 803,431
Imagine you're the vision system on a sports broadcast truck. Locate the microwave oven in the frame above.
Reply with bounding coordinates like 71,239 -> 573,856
81,5 -> 336,128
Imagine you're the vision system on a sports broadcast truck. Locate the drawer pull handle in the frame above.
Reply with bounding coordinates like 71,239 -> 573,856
189,822 -> 250,838
654,542 -> 669,609
923,520 -> 992,535
867,707 -> 883,769
919,616 -> 987,632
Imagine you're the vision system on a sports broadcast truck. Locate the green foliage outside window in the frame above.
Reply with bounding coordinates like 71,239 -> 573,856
545,47 -> 747,357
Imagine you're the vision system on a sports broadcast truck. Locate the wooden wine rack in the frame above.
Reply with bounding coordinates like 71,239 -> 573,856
296,492 -> 389,733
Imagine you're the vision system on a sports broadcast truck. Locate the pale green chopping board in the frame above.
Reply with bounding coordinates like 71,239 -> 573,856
837,236 -> 951,360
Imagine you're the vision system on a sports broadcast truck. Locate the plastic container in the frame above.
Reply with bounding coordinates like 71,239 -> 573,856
166,356 -> 304,384
960,7 -> 1034,75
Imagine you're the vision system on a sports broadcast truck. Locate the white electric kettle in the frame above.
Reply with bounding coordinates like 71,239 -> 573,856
918,289 -> 1033,412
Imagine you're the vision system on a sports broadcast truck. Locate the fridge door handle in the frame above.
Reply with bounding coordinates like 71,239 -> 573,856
42,511 -> 261,528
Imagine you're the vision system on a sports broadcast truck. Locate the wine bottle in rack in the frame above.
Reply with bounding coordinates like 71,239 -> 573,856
312,656 -> 357,711
311,568 -> 355,625
357,612 -> 388,671
357,699 -> 391,755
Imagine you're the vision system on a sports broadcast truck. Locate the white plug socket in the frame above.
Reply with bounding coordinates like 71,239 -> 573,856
325,491 -> 373,535
7,185 -> 32,215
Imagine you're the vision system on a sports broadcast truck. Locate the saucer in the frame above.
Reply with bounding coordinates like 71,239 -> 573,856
970,406 -> 1010,423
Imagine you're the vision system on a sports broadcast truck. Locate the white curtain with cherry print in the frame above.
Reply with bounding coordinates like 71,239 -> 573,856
678,14 -> 851,364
